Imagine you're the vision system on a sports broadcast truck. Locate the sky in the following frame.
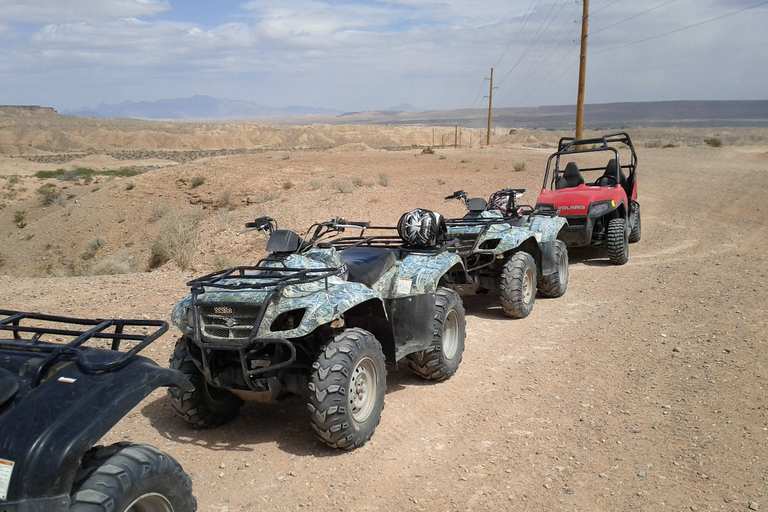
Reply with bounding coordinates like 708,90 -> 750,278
1,0 -> 766,113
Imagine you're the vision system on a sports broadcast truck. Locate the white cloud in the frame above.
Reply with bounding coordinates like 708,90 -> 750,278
0,0 -> 170,23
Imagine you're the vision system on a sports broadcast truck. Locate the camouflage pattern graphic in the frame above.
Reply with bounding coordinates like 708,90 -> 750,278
172,251 -> 379,342
388,252 -> 463,296
527,215 -> 568,243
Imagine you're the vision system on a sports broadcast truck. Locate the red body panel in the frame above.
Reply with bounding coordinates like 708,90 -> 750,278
536,184 -> 628,217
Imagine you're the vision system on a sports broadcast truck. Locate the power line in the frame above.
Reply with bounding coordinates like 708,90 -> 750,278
589,0 -> 679,36
592,0 -> 768,55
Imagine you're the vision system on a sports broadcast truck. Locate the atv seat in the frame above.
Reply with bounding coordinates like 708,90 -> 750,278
340,247 -> 397,287
556,162 -> 584,189
0,366 -> 19,409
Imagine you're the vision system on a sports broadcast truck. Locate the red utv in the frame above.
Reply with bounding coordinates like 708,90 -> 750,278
535,132 -> 640,265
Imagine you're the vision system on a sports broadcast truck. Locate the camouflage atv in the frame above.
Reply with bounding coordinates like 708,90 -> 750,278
438,188 -> 569,318
168,216 -> 466,450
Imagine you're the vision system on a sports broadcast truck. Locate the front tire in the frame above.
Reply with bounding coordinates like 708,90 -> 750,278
629,203 -> 642,243
537,240 -> 569,298
500,251 -> 536,318
407,288 -> 465,380
308,328 -> 386,449
168,338 -> 243,428
607,217 -> 629,265
70,443 -> 196,512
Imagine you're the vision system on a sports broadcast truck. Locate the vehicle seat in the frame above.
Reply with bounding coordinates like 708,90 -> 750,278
0,367 -> 19,409
596,159 -> 628,190
340,247 -> 397,287
555,161 -> 584,189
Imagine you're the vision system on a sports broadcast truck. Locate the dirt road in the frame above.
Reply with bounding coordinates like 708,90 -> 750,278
2,144 -> 767,511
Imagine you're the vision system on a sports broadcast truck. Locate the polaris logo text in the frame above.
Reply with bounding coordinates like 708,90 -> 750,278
558,205 -> 586,210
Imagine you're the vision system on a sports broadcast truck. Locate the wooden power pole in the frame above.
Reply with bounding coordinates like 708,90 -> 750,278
575,0 -> 589,139
486,68 -> 494,146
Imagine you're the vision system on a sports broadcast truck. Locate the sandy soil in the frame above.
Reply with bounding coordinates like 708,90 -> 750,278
1,122 -> 767,511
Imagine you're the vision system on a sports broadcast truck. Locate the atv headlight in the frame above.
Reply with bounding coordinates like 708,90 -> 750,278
186,307 -> 195,329
536,202 -> 555,210
589,200 -> 615,217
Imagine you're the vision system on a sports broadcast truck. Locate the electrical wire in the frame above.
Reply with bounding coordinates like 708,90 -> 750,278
592,0 -> 768,54
589,0 -> 679,36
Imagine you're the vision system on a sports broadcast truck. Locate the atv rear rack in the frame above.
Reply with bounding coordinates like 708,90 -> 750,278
0,309 -> 168,386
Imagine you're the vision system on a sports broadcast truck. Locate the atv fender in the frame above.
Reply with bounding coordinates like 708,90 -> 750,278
256,281 -> 382,338
392,252 -> 464,296
0,356 -> 191,506
528,215 -> 568,243
478,226 -> 537,256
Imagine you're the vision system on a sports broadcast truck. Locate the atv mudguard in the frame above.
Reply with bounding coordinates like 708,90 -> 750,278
0,352 -> 191,509
389,252 -> 464,296
172,280 -> 383,340
527,215 -> 568,276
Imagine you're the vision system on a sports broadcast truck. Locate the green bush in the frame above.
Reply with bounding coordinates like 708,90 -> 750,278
36,183 -> 62,205
704,138 -> 722,147
14,210 -> 26,229
421,147 -> 435,155
378,173 -> 389,187
514,161 -> 527,172
333,180 -> 353,194
191,176 -> 205,188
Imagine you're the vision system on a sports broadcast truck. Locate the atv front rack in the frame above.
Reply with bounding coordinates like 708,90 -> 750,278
0,309 -> 168,387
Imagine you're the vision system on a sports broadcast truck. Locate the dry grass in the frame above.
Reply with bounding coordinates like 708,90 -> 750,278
149,207 -> 204,270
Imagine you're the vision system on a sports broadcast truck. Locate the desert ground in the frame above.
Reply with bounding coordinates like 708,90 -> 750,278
1,112 -> 767,511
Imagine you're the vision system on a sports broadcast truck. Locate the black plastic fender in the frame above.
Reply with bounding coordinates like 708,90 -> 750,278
0,355 -> 191,508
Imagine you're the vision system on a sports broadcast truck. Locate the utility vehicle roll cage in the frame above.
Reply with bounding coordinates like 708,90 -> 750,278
544,131 -> 637,190
0,309 -> 168,386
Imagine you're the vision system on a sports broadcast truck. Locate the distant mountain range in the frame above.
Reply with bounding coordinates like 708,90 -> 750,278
61,96 -> 768,128
62,95 -> 344,120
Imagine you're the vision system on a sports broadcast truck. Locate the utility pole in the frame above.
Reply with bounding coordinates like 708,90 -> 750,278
575,0 -> 589,139
485,68 -> 494,146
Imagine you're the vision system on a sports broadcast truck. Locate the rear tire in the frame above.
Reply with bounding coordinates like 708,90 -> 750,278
500,252 -> 536,318
607,217 -> 629,265
629,203 -> 642,243
168,338 -> 243,428
537,240 -> 569,298
407,288 -> 465,380
308,328 -> 386,449
71,443 -> 196,512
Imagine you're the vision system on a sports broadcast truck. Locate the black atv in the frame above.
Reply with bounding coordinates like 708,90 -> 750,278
0,309 -> 196,512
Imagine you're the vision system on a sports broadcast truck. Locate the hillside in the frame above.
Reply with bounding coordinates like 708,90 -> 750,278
0,114 -> 766,511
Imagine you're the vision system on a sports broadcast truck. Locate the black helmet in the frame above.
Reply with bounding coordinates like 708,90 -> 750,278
397,208 -> 446,248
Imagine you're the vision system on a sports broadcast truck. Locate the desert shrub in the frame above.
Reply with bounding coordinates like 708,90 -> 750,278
125,181 -> 135,190
90,250 -> 135,275
460,159 -> 469,164
436,179 -> 446,186
514,161 -> 527,172
191,176 -> 205,188
148,208 -> 204,270
6,175 -> 20,187
14,210 -> 26,229
308,179 -> 323,191
252,190 -> 281,204
439,155 -> 447,160
211,253 -> 237,271
81,237 -> 105,260
379,173 -> 389,187
351,176 -> 373,187
149,201 -> 168,221
215,188 -> 232,207
283,181 -> 294,190
281,153 -> 290,160
704,138 -> 722,147
36,183 -> 62,205
333,180 -> 353,194
421,147 -> 435,155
